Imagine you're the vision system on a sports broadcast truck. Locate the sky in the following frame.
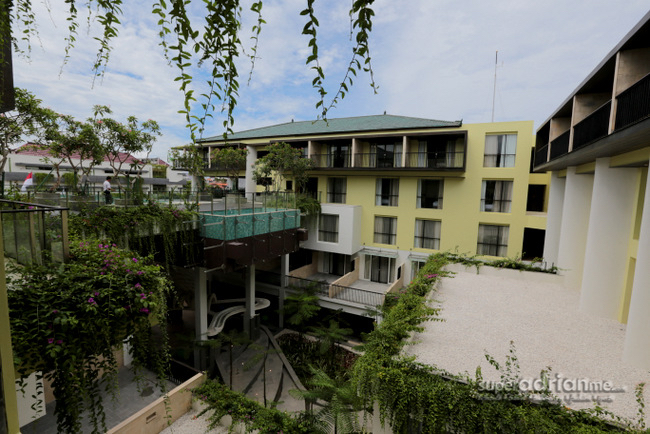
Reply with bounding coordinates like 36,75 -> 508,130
11,1 -> 650,160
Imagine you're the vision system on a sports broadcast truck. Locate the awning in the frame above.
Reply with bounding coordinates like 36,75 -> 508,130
361,247 -> 398,259
407,253 -> 429,262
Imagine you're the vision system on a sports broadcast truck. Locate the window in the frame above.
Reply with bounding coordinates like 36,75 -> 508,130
374,216 -> 397,244
372,141 -> 402,168
526,184 -> 546,212
318,214 -> 339,243
411,259 -> 426,280
323,252 -> 349,276
484,134 -> 517,167
417,179 -> 443,209
364,255 -> 396,283
477,224 -> 509,257
480,180 -> 513,213
327,178 -> 347,203
414,219 -> 441,250
375,178 -> 399,206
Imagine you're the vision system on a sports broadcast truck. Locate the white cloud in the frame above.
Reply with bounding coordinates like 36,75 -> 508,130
10,0 -> 650,159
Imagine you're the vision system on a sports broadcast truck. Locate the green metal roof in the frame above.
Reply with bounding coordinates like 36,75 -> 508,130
199,114 -> 462,142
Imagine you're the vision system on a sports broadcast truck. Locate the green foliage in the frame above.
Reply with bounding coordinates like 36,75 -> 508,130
192,379 -> 318,433
0,88 -> 55,173
277,333 -> 358,386
283,282 -> 322,333
68,203 -> 198,269
290,366 -> 363,434
210,147 -> 247,186
435,250 -> 559,274
8,239 -> 172,434
296,193 -> 321,217
254,142 -> 314,192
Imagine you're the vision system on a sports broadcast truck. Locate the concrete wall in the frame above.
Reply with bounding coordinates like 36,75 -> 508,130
107,373 -> 205,434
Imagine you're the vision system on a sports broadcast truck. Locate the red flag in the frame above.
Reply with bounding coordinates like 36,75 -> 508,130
21,172 -> 33,192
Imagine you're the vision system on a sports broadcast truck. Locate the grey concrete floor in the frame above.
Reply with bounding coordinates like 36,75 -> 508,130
20,368 -> 176,434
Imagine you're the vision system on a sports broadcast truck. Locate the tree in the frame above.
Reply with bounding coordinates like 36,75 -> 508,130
309,319 -> 353,368
254,141 -> 314,192
6,1 -> 377,139
210,147 -> 247,189
42,113 -> 104,194
0,88 -> 53,174
91,105 -> 161,192
290,367 -> 363,434
283,281 -> 321,337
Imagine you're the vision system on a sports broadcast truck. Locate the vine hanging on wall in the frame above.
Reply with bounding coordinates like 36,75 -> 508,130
8,239 -> 172,434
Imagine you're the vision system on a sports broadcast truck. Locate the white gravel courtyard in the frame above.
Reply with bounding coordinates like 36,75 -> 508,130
404,264 -> 650,424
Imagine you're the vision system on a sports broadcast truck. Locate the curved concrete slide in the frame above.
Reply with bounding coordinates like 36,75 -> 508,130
206,296 -> 271,337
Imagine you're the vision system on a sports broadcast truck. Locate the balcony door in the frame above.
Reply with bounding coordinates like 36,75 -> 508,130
364,255 -> 395,284
373,142 -> 402,168
328,144 -> 350,168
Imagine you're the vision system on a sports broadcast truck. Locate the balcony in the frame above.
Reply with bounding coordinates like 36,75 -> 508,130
549,131 -> 570,160
534,144 -> 548,166
310,153 -> 352,169
615,72 -> 650,131
404,150 -> 464,170
354,152 -> 403,169
200,192 -> 306,270
0,200 -> 70,265
572,101 -> 611,151
286,274 -> 386,308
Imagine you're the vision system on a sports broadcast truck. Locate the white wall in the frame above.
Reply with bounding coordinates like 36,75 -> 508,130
300,204 -> 362,255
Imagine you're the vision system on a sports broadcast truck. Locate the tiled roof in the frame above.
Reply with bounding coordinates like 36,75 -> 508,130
199,114 -> 462,142
16,144 -> 140,164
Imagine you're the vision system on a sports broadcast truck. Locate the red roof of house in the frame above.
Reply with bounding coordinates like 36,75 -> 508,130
16,144 -> 141,164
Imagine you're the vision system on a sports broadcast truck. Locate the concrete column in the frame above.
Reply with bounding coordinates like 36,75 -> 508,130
245,145 -> 258,196
244,264 -> 256,337
402,136 -> 408,167
351,138 -> 358,168
542,172 -> 566,267
193,267 -> 208,372
279,254 -> 289,329
194,267 -> 208,340
556,167 -> 594,289
624,165 -> 650,369
579,159 -> 638,318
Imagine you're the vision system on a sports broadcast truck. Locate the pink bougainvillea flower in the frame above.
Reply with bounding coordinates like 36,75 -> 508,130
140,308 -> 149,314
56,340 -> 63,344
88,298 -> 95,304
48,338 -> 54,344
132,258 -> 138,263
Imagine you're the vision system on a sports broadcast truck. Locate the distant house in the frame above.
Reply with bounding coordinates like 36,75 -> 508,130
5,144 -> 188,193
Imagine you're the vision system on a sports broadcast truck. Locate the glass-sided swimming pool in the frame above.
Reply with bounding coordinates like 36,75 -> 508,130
200,208 -> 301,240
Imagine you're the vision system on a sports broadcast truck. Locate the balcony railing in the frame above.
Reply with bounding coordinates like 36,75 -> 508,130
404,151 -> 464,169
572,100 -> 611,151
310,153 -> 352,169
534,144 -> 548,166
0,200 -> 70,265
287,275 -> 385,307
615,72 -> 650,130
549,131 -> 570,160
354,153 -> 403,168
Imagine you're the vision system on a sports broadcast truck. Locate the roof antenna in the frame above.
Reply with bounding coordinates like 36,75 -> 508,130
291,118 -> 294,122
491,50 -> 503,122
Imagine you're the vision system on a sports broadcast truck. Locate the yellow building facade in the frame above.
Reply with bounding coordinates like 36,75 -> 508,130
199,116 -> 549,286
